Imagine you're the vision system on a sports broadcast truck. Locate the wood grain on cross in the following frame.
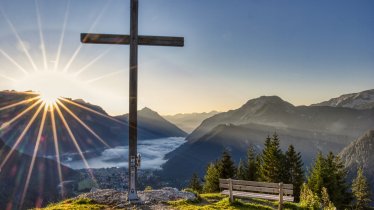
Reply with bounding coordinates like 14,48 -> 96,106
80,0 -> 184,201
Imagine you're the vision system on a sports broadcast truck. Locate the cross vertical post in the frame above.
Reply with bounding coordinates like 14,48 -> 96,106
80,0 -> 184,202
128,0 -> 139,200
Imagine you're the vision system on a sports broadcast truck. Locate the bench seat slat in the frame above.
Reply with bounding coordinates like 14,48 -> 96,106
219,179 -> 293,190
219,183 -> 293,196
232,185 -> 293,195
221,190 -> 294,202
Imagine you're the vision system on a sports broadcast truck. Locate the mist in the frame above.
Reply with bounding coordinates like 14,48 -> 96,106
62,137 -> 185,170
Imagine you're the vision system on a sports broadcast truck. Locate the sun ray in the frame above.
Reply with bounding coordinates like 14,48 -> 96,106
0,102 -> 44,170
61,0 -> 112,73
56,100 -> 111,148
20,104 -> 48,206
0,49 -> 29,75
54,0 -> 70,71
0,96 -> 40,112
35,0 -> 48,71
58,97 -> 126,125
73,47 -> 112,77
61,45 -> 82,73
84,70 -> 123,84
0,72 -> 18,82
54,103 -> 96,180
50,103 -> 64,197
0,99 -> 43,130
0,9 -> 39,72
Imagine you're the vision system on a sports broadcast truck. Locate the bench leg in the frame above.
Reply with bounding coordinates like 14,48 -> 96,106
278,182 -> 283,210
229,178 -> 234,203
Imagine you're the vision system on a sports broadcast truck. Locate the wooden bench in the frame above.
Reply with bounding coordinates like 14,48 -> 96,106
219,179 -> 294,210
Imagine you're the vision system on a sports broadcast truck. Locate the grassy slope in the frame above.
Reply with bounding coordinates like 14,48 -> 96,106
33,198 -> 109,210
35,194 -> 304,210
168,193 -> 304,210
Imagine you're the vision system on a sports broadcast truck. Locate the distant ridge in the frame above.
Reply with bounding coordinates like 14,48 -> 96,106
312,89 -> 374,110
164,111 -> 220,133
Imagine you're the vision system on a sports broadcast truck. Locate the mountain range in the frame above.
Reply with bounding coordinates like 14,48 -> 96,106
161,90 -> 374,184
0,91 -> 186,159
312,89 -> 374,110
164,111 -> 220,133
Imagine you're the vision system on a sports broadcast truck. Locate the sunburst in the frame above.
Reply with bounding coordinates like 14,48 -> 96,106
0,0 -> 125,207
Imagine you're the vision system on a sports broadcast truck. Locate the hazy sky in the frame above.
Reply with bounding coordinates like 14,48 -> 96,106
0,0 -> 373,115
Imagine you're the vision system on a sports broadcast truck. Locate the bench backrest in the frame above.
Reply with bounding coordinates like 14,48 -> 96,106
219,179 -> 293,196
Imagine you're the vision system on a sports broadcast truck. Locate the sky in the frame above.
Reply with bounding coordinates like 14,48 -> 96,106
0,0 -> 373,115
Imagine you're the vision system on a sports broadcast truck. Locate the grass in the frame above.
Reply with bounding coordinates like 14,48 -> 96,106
33,198 -> 109,210
167,193 -> 274,210
34,193 -> 308,210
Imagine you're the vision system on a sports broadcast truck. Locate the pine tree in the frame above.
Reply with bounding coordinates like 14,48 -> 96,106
188,172 -> 202,193
236,159 -> 248,180
300,183 -> 321,209
259,133 -> 285,182
325,152 -> 352,208
203,163 -> 220,193
247,145 -> 257,181
307,152 -> 325,196
217,149 -> 236,179
321,187 -> 336,210
352,167 -> 371,210
307,152 -> 352,209
285,144 -> 304,202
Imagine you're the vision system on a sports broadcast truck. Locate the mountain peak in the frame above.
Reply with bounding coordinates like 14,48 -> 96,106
139,107 -> 160,117
241,95 -> 294,112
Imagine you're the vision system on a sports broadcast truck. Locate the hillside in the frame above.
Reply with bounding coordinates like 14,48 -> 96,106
116,107 -> 187,139
339,130 -> 374,202
312,89 -> 374,110
164,111 -> 220,133
161,95 -> 374,183
0,138 -> 79,209
0,90 -> 186,158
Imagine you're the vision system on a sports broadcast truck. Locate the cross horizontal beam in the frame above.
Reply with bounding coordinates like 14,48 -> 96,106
81,33 -> 184,47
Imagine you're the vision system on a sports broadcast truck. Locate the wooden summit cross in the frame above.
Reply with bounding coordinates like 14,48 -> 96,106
80,0 -> 184,201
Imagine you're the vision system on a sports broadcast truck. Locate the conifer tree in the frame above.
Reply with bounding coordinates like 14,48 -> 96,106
188,172 -> 202,193
307,152 -> 325,195
217,149 -> 236,179
307,152 -> 351,209
247,145 -> 257,181
285,144 -> 304,201
236,159 -> 248,180
352,167 -> 371,210
203,163 -> 220,193
259,133 -> 285,182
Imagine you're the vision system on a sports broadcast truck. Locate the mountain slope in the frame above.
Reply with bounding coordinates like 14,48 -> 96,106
0,138 -> 79,209
116,107 -> 187,139
312,89 -> 374,109
188,96 -> 374,143
161,95 -> 374,184
339,130 -> 374,202
163,111 -> 220,133
0,90 -> 186,158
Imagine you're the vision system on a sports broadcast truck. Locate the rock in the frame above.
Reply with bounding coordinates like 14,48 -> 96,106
138,187 -> 196,204
76,187 -> 196,208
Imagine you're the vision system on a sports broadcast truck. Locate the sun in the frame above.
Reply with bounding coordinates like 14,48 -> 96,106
12,71 -> 84,105
39,91 -> 59,106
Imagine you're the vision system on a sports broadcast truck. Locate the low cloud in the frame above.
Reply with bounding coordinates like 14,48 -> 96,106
62,137 -> 185,170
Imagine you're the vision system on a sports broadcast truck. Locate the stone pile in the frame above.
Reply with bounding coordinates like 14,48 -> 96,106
77,187 -> 196,209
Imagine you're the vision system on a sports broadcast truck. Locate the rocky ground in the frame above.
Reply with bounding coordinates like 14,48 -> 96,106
76,187 -> 196,209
